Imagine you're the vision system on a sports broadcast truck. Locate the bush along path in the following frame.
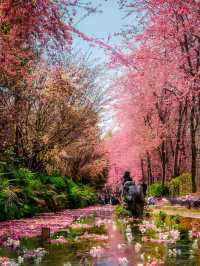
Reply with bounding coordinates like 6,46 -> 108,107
0,167 -> 99,221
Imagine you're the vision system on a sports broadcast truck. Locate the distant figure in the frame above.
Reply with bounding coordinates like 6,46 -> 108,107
121,171 -> 144,218
110,193 -> 119,205
103,189 -> 111,204
122,171 -> 132,185
98,193 -> 106,205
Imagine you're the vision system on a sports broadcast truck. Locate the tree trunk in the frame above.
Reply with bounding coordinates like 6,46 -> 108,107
141,158 -> 146,183
195,126 -> 200,192
190,101 -> 197,193
174,100 -> 187,177
174,103 -> 182,177
14,91 -> 23,159
146,152 -> 153,185
160,140 -> 166,189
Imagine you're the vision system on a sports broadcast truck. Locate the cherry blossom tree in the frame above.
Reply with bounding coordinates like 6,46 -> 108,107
0,0 -> 97,78
107,0 -> 200,192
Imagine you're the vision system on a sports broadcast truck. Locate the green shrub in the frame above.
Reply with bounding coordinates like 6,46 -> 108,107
0,161 -> 10,177
168,176 -> 181,197
158,210 -> 167,222
0,179 -> 20,220
12,167 -> 35,183
154,210 -> 167,227
79,185 -> 97,207
179,172 -> 192,195
67,179 -> 97,208
75,214 -> 95,225
19,204 -> 39,218
38,174 -> 67,191
147,182 -> 169,197
114,205 -> 132,218
0,163 -> 98,220
168,172 -> 192,197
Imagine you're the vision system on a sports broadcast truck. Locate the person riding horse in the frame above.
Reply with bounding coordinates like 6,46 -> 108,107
121,171 -> 144,218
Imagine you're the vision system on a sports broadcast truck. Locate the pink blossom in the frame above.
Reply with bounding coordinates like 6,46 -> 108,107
0,206 -> 113,241
0,257 -> 10,266
49,236 -> 68,245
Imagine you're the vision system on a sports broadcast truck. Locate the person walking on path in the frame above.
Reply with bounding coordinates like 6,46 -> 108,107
121,171 -> 144,218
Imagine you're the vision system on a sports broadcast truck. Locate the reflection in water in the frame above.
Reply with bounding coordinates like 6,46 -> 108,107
1,210 -> 200,265
96,221 -> 137,266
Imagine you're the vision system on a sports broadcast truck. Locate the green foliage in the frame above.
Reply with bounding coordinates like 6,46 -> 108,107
154,210 -> 167,227
147,173 -> 192,198
75,214 -> 95,225
147,182 -> 169,197
168,172 -> 192,196
179,172 -> 192,195
168,176 -> 181,197
114,204 -> 132,218
67,179 -> 97,208
0,163 -> 97,221
38,174 -> 67,191
0,179 -> 20,220
12,167 -> 35,182
169,215 -> 181,228
55,224 -> 106,240
1,22 -> 12,34
158,210 -> 167,222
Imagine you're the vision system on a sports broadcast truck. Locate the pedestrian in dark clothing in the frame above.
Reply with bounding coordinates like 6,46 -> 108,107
111,193 -> 119,205
121,171 -> 144,218
122,171 -> 132,185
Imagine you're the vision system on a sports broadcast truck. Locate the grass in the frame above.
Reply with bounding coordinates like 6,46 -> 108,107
149,205 -> 200,222
75,214 -> 96,225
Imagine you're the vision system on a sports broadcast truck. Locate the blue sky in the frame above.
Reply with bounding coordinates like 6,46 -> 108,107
73,0 -> 132,62
72,1 -> 135,133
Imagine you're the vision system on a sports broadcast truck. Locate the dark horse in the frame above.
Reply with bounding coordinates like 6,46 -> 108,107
121,171 -> 144,218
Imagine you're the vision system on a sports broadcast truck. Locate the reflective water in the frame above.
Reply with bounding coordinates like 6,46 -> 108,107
1,209 -> 200,266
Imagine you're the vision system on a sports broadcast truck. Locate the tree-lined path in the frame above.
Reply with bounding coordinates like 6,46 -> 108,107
1,0 -> 200,265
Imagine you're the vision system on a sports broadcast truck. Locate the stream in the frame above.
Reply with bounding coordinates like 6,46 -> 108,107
1,206 -> 200,266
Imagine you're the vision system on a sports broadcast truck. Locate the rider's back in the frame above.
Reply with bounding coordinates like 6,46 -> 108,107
123,181 -> 136,201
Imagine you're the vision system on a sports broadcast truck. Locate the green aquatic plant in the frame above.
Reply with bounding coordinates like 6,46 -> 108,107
114,204 -> 132,218
54,224 -> 107,240
75,214 -> 96,225
154,210 -> 167,227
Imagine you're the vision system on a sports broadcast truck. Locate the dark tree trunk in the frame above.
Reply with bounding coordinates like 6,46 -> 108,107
190,99 -> 197,193
140,158 -> 146,183
159,140 -> 166,189
174,104 -> 182,177
174,100 -> 187,177
146,152 -> 153,185
14,92 -> 23,159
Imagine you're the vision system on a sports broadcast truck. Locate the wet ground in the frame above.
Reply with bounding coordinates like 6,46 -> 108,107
1,205 -> 200,265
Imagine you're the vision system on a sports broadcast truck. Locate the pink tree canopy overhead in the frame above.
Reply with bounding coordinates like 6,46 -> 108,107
0,0 -> 98,78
